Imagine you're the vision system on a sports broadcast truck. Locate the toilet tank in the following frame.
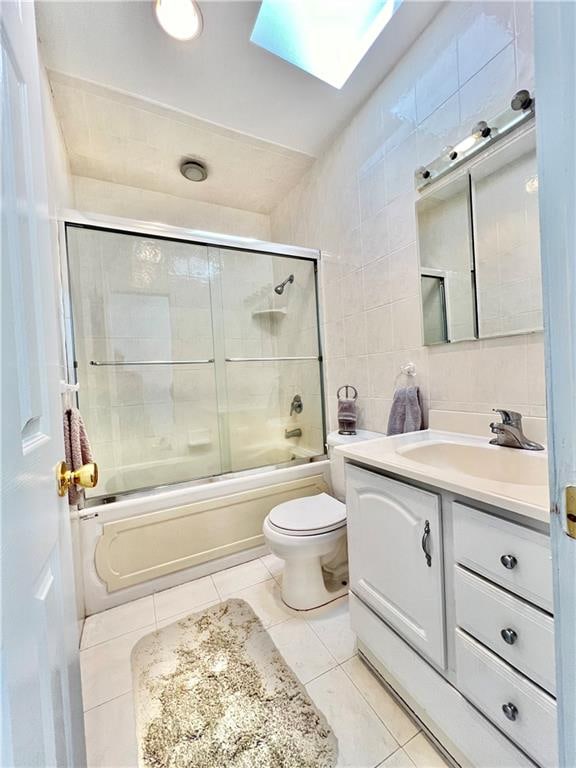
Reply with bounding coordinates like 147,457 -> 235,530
327,430 -> 383,501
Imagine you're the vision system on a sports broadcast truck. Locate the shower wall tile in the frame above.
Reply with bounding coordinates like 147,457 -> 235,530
270,0 -> 545,432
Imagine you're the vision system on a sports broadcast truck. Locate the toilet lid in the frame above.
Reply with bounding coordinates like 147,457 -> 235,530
268,492 -> 346,536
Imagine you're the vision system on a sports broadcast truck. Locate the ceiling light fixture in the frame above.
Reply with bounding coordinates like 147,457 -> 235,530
154,0 -> 203,41
180,159 -> 208,182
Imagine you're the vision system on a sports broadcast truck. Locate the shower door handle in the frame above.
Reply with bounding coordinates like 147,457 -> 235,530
225,356 -> 320,362
90,359 -> 214,366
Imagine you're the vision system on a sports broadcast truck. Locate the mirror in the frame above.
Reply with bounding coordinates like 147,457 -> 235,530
472,133 -> 541,338
416,125 -> 541,345
417,175 -> 477,344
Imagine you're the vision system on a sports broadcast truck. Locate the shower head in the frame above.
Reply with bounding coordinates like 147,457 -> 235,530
274,274 -> 294,295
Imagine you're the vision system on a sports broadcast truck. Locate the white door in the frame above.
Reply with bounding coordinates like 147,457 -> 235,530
534,3 -> 576,766
346,465 -> 446,668
1,2 -> 85,765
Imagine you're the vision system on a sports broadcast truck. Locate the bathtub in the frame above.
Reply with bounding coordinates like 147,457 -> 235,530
80,459 -> 330,615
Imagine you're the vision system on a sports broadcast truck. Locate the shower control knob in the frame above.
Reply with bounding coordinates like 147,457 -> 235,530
500,554 -> 518,569
501,628 -> 518,645
511,89 -> 533,111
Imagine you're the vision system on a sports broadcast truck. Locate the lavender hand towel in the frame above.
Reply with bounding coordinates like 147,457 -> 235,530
63,407 -> 94,505
387,386 -> 423,436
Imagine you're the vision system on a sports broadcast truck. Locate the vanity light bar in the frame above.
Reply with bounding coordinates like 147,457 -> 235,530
415,89 -> 535,191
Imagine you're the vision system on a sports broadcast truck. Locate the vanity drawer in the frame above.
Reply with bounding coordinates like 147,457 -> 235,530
452,503 -> 552,611
455,629 -> 557,768
454,566 -> 555,694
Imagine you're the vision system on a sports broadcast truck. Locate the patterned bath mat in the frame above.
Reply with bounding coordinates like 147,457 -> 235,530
131,599 -> 338,768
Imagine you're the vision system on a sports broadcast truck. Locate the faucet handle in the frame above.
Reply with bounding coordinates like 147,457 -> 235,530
493,408 -> 522,427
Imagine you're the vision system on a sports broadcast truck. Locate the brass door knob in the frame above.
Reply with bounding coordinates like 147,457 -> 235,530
57,461 -> 99,497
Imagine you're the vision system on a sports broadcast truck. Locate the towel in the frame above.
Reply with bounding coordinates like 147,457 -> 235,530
63,407 -> 93,506
387,386 -> 423,436
338,397 -> 357,434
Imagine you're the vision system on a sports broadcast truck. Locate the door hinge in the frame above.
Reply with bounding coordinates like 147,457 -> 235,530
564,486 -> 576,539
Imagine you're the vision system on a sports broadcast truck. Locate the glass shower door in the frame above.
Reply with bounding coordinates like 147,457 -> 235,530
66,226 -> 222,496
214,249 -> 324,472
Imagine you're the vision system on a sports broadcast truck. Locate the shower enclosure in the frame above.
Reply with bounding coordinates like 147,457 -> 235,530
64,221 -> 325,502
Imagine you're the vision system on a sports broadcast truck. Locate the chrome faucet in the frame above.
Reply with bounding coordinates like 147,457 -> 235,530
489,409 -> 544,451
285,428 -> 302,439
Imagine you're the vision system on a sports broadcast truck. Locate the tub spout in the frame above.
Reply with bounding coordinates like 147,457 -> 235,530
284,428 -> 302,439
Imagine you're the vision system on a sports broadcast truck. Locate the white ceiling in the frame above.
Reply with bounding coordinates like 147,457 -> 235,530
49,72 -> 314,213
36,0 -> 442,157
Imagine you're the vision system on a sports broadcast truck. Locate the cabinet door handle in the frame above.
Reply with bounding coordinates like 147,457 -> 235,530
501,628 -> 518,645
500,554 -> 518,569
502,702 -> 519,721
421,520 -> 432,567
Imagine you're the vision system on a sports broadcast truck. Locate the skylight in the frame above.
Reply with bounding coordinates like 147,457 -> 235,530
250,0 -> 402,89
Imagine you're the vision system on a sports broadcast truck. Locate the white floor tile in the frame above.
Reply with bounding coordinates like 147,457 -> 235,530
306,667 -> 399,768
212,558 -> 271,597
268,618 -> 338,684
342,657 -> 420,746
80,625 -> 153,711
260,553 -> 284,581
84,693 -> 138,768
379,748 -> 417,768
229,578 -> 297,628
305,596 -> 357,663
404,733 -> 451,768
155,600 -> 219,629
153,575 -> 219,621
81,596 -> 155,649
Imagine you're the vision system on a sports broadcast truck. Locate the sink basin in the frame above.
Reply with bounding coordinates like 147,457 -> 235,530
396,442 -> 548,487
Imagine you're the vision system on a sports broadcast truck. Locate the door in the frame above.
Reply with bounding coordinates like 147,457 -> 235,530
534,4 -> 576,766
1,3 -> 85,766
346,465 -> 446,668
66,226 -> 222,498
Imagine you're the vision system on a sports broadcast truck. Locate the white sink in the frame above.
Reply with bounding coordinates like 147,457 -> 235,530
335,427 -> 550,522
396,441 -> 548,487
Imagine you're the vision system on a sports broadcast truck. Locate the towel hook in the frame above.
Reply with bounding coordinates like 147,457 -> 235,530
394,362 -> 417,388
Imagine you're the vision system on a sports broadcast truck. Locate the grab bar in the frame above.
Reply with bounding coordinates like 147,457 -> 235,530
225,356 -> 319,362
90,359 -> 214,366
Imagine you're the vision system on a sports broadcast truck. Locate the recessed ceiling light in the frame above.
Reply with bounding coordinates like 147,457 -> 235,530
180,160 -> 208,182
154,0 -> 203,41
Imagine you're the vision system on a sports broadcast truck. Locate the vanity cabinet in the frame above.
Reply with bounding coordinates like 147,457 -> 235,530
346,462 -> 556,768
346,465 -> 446,668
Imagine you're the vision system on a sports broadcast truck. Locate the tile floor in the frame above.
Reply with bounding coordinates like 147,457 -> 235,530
80,555 -> 451,768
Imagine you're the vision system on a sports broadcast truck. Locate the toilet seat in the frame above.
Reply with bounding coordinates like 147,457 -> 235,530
268,492 -> 346,536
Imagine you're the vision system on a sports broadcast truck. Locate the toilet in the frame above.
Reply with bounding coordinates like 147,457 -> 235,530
263,430 -> 382,610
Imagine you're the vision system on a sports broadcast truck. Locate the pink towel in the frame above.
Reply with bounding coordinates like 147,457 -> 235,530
63,408 -> 93,505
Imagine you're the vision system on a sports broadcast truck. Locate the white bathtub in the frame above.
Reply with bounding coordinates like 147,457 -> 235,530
80,460 -> 330,615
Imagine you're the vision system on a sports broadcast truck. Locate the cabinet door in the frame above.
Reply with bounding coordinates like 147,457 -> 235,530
346,464 -> 445,668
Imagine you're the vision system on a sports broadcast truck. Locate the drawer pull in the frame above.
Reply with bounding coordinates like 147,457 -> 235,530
502,702 -> 519,721
500,627 -> 518,645
500,554 -> 518,569
421,520 -> 432,567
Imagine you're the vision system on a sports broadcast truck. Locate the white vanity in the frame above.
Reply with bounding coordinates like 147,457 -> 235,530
337,411 -> 554,768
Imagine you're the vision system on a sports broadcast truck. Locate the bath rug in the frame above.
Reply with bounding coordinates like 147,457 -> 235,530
131,599 -> 338,768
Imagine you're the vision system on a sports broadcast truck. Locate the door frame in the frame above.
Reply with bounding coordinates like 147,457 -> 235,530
533,3 -> 576,765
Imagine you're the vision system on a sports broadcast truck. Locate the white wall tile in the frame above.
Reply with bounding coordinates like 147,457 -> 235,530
457,2 -> 515,85
270,1 -> 543,429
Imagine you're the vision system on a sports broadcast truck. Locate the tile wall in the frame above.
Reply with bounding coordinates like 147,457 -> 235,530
73,176 -> 271,240
270,1 -> 546,433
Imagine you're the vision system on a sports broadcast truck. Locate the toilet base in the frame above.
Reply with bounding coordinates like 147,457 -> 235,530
262,515 -> 348,611
281,555 -> 349,611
